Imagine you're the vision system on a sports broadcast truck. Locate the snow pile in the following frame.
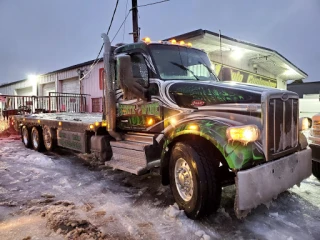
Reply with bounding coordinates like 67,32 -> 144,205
164,203 -> 183,219
195,230 -> 211,240
41,201 -> 105,239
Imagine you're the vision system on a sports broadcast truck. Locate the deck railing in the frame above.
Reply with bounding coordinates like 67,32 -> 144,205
0,92 -> 89,120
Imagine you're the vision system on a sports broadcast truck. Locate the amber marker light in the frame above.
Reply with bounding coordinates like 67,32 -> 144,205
169,117 -> 177,127
170,39 -> 177,44
95,121 -> 100,127
188,124 -> 198,131
143,37 -> 151,43
179,40 -> 185,46
101,122 -> 107,127
147,118 -> 154,126
187,42 -> 192,47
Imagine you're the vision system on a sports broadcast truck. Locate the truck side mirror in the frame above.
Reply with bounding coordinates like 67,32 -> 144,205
117,55 -> 150,101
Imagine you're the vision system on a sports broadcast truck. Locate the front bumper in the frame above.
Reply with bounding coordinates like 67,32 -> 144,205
309,143 -> 320,163
235,148 -> 312,218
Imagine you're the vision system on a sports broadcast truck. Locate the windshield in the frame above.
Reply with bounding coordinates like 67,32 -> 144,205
149,44 -> 218,81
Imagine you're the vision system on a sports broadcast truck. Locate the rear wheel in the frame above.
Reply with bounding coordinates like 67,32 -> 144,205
31,127 -> 44,151
21,126 -> 31,148
42,126 -> 57,151
169,142 -> 221,219
312,160 -> 320,180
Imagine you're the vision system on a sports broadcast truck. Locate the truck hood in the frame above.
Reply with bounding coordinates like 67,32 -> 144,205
167,81 -> 283,108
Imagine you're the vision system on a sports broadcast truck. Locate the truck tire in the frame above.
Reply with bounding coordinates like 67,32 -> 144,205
42,126 -> 57,151
169,142 -> 221,219
21,126 -> 31,148
31,127 -> 44,152
312,161 -> 320,180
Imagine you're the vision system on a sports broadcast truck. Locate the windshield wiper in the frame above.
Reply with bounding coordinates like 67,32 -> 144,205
197,61 -> 219,82
170,62 -> 199,80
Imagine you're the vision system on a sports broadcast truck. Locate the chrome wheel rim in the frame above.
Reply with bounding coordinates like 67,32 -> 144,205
32,130 -> 39,149
174,158 -> 194,202
22,128 -> 28,145
43,127 -> 52,149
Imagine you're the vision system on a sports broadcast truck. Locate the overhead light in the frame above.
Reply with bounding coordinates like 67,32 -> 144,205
283,68 -> 297,76
230,48 -> 244,60
28,74 -> 38,81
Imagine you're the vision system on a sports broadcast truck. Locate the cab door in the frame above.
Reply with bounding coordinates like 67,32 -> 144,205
116,52 -> 162,132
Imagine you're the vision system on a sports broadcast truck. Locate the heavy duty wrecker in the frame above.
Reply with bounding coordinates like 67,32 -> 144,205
13,34 -> 312,219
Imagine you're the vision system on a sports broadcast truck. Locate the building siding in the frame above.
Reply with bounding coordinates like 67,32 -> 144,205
82,62 -> 104,112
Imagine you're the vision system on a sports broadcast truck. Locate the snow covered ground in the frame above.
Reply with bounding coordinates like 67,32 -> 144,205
0,139 -> 320,240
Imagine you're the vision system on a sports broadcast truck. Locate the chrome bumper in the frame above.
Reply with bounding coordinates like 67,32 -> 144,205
235,148 -> 312,218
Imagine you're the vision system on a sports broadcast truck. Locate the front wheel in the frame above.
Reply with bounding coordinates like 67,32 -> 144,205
169,142 -> 221,219
312,160 -> 320,180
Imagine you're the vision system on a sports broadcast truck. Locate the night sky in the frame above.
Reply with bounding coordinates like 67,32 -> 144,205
0,0 -> 319,84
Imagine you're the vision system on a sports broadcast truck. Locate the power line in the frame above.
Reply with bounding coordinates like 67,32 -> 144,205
111,10 -> 131,43
136,0 -> 169,8
107,0 -> 120,35
79,0 -> 120,81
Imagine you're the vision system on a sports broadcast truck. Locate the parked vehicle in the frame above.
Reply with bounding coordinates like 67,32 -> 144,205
13,34 -> 312,219
308,114 -> 320,179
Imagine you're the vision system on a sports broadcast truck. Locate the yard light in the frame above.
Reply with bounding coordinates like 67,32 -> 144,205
95,121 -> 100,127
284,68 -> 297,76
89,124 -> 94,130
230,48 -> 244,60
28,74 -> 39,82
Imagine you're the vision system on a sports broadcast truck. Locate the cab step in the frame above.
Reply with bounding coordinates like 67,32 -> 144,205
106,139 -> 150,175
123,132 -> 154,144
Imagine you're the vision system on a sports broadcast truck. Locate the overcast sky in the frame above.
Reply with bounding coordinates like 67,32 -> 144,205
0,0 -> 319,84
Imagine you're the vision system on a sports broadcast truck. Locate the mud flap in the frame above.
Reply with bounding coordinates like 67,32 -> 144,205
235,148 -> 312,218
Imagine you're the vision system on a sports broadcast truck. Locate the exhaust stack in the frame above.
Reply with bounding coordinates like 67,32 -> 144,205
101,33 -> 121,141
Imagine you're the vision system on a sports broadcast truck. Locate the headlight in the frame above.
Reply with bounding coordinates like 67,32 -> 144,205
299,117 -> 311,131
226,125 -> 260,144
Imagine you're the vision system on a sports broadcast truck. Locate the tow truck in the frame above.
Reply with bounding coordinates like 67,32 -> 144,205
13,33 -> 312,219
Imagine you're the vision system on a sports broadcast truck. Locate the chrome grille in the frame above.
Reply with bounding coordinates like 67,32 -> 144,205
264,94 -> 299,160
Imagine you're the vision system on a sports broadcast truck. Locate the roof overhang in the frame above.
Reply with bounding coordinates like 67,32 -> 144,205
164,29 -> 307,81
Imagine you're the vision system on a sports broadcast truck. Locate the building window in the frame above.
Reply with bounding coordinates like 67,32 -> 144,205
92,98 -> 101,112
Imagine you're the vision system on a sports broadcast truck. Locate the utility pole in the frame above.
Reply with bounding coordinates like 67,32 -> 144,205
132,0 -> 139,42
